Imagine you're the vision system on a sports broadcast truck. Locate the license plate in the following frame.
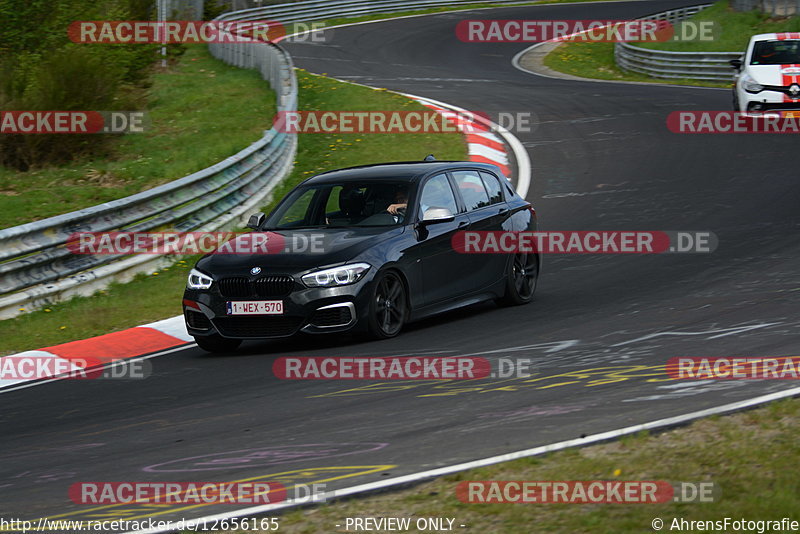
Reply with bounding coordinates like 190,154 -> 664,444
783,110 -> 800,118
227,300 -> 283,315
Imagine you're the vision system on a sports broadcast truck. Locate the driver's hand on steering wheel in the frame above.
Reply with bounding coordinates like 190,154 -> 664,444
387,203 -> 407,215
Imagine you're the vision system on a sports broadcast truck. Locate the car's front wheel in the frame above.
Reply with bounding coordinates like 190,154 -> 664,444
498,253 -> 538,306
367,271 -> 407,339
194,334 -> 242,353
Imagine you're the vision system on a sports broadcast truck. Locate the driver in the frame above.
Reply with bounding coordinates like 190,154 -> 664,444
387,187 -> 408,215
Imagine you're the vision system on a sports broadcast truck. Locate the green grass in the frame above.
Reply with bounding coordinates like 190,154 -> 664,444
642,0 -> 800,52
0,70 -> 466,355
542,41 -> 730,87
541,0 -> 800,87
0,44 -> 275,229
270,398 -> 800,533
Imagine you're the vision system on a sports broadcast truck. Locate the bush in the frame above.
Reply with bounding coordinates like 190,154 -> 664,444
0,0 -> 171,170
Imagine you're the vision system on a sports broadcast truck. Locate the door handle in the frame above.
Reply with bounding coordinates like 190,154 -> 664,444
458,221 -> 469,229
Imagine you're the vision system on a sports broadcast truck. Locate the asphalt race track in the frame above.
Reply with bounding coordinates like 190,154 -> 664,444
3,0 -> 800,526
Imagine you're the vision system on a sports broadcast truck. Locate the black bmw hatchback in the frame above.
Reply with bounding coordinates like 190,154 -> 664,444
183,159 -> 539,352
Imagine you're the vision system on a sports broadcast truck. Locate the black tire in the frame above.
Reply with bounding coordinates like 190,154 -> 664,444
367,271 -> 407,339
194,334 -> 242,353
497,253 -> 539,306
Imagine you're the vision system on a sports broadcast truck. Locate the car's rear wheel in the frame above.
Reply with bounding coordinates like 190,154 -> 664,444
368,271 -> 407,339
194,334 -> 242,353
498,253 -> 538,306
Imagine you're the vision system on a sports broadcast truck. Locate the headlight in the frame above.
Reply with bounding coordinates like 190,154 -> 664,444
743,75 -> 763,93
187,268 -> 213,290
302,263 -> 370,288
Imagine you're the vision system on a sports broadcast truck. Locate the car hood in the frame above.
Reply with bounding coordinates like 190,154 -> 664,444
195,226 -> 404,275
747,64 -> 800,85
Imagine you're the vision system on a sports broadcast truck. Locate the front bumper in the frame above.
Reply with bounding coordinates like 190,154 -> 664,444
740,89 -> 800,112
183,277 -> 372,339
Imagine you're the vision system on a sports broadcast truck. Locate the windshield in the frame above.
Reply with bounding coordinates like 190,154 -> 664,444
264,180 -> 411,229
750,39 -> 800,65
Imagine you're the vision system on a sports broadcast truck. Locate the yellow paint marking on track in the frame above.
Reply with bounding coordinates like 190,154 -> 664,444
27,465 -> 394,525
314,364 -> 676,398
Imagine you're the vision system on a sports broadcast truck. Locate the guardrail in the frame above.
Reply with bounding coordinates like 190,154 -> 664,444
0,28 -> 297,319
0,0 -> 532,319
614,5 -> 741,83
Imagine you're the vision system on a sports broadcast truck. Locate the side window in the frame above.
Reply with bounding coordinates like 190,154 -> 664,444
419,174 -> 457,218
452,170 -> 490,211
479,171 -> 504,205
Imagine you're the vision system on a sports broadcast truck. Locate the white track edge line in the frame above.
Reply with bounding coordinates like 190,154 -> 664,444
0,343 -> 194,395
127,384 -> 800,534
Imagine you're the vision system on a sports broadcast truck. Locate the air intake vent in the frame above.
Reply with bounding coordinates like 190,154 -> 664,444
311,305 -> 353,327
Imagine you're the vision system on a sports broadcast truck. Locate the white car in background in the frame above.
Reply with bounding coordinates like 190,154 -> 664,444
731,33 -> 800,115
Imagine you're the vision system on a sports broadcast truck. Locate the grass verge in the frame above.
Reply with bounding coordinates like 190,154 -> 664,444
0,44 -> 275,229
269,397 -> 800,533
0,69 -> 467,355
541,0 -> 800,87
642,0 -> 800,52
542,41 -> 730,88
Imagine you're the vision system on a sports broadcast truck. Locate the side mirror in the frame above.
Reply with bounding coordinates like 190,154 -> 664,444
421,207 -> 455,224
246,212 -> 265,230
729,59 -> 742,70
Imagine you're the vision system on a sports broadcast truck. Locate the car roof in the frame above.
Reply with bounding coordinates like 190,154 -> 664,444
750,33 -> 800,42
305,160 -> 503,184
